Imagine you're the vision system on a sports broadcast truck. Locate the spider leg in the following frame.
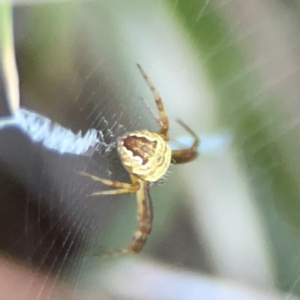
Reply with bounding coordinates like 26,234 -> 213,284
122,180 -> 153,254
91,188 -> 137,196
171,119 -> 200,164
137,64 -> 169,141
78,171 -> 140,195
98,178 -> 153,256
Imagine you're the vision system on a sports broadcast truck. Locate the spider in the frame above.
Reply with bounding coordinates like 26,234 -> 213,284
79,64 -> 199,254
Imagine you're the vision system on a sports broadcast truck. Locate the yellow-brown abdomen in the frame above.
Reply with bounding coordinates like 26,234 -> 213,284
117,131 -> 171,182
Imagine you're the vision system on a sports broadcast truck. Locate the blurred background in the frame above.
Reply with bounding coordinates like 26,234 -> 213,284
1,0 -> 300,299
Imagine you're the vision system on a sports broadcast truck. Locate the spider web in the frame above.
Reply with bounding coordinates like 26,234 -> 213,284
1,0 -> 300,299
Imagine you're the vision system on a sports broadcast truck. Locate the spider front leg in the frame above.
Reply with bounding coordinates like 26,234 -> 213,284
79,171 -> 153,255
137,64 -> 169,141
122,180 -> 153,254
171,119 -> 200,164
78,171 -> 140,195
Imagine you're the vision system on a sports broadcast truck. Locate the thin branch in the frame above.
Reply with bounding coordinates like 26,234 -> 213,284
0,2 -> 20,114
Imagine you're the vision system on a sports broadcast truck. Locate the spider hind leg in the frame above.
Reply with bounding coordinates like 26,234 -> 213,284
171,119 -> 200,164
137,64 -> 169,141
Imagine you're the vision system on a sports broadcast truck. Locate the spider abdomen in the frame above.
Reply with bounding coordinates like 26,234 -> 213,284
118,130 -> 171,182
